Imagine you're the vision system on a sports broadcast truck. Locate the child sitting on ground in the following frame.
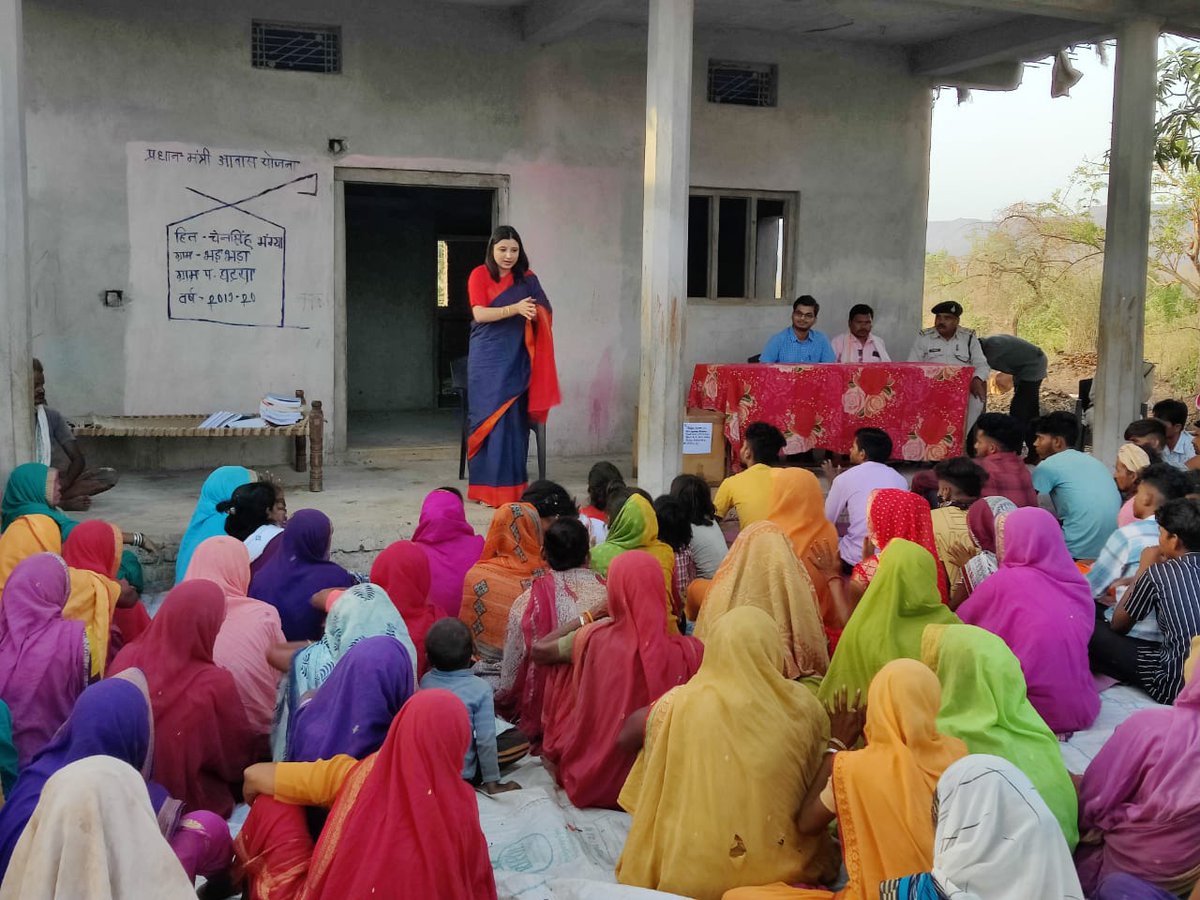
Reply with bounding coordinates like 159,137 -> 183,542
580,461 -> 624,545
420,618 -> 522,795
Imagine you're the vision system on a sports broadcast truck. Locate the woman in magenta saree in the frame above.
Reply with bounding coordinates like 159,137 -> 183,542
466,226 -> 559,507
1075,639 -> 1200,897
956,506 -> 1099,734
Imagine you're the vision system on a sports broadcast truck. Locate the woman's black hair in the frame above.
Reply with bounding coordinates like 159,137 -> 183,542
587,462 -> 624,512
520,480 -> 579,519
219,481 -> 277,541
434,486 -> 463,500
543,518 -> 591,571
653,496 -> 693,552
484,226 -> 530,282
669,473 -> 716,527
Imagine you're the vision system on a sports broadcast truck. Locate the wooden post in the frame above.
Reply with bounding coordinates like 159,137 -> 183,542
309,400 -> 324,492
635,0 -> 694,495
0,0 -> 32,479
293,388 -> 307,473
1093,18 -> 1160,464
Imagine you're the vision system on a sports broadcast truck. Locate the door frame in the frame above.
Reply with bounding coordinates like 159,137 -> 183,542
333,168 -> 508,454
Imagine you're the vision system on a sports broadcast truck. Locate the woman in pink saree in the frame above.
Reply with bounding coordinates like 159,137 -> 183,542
956,506 -> 1098,733
411,489 -> 484,618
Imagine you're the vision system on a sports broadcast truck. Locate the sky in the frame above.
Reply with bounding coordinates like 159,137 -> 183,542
927,36 -> 1197,222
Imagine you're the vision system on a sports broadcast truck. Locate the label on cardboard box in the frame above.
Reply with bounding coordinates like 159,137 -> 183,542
682,422 -> 713,455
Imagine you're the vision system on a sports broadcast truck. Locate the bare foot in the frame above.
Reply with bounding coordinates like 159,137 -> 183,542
479,780 -> 521,795
60,496 -> 92,512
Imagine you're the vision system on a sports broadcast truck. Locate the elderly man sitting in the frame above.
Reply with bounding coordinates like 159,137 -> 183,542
33,359 -> 118,511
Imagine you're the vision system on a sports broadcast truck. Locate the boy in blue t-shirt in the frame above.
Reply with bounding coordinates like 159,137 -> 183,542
419,618 -> 520,795
1031,411 -> 1121,560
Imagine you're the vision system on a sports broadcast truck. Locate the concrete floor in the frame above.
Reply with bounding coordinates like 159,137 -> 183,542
346,408 -> 461,449
78,454 -> 634,591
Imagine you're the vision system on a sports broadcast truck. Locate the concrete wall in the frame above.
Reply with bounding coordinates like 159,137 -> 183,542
22,0 -> 932,459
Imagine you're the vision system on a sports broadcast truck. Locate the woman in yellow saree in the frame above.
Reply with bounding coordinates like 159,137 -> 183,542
616,607 -> 838,900
693,521 -> 829,679
0,515 -> 60,590
724,659 -> 967,899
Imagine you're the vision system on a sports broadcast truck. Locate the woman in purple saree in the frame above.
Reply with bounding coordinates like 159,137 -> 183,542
466,226 -> 559,507
248,509 -> 355,641
285,635 -> 415,763
0,670 -> 230,883
1076,638 -> 1200,897
956,506 -> 1099,734
0,553 -> 87,768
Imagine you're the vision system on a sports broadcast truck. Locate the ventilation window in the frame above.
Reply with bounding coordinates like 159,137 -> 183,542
252,21 -> 341,74
707,60 -> 777,107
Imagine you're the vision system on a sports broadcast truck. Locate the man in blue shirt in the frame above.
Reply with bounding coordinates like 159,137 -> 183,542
1031,411 -> 1121,560
760,295 -> 837,364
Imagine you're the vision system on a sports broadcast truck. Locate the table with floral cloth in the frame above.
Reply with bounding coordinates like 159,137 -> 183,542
687,362 -> 974,465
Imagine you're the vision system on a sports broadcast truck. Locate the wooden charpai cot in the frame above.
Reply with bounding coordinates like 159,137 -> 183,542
70,391 -> 325,492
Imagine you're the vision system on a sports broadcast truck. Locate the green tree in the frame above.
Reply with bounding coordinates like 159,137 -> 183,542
1156,46 -> 1200,172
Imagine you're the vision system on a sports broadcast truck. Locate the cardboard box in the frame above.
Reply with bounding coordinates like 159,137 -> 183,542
681,408 -> 728,486
633,406 -> 727,486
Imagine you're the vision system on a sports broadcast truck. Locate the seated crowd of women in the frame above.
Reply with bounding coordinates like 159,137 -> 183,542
0,458 -> 1198,900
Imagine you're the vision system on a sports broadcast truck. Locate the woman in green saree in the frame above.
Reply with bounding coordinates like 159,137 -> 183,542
921,622 -> 1080,849
817,539 -> 959,704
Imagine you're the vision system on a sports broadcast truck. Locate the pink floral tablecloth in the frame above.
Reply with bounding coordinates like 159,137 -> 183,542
687,363 -> 974,463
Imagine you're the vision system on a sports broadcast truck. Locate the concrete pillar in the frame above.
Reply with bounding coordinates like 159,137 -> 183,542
0,0 -> 32,478
636,0 -> 693,495
1093,18 -> 1160,465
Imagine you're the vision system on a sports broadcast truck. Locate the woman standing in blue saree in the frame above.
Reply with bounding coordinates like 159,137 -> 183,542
467,226 -> 559,507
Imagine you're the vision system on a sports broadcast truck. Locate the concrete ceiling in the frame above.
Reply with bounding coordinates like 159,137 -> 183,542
605,0 -> 1018,45
442,0 -> 1198,76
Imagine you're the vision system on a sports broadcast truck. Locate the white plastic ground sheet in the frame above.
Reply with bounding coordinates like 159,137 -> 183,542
478,757 -> 689,900
1059,681 -> 1159,773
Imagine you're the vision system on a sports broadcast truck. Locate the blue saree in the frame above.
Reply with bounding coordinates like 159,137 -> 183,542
466,266 -> 558,507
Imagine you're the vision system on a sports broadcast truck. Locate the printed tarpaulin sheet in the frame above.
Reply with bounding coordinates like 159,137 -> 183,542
687,363 -> 974,464
479,758 -> 689,900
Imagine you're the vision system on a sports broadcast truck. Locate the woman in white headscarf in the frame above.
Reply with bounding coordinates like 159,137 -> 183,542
879,754 -> 1084,900
0,755 -> 196,900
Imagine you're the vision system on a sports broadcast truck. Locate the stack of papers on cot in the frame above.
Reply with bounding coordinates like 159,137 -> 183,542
259,393 -> 303,426
198,411 -> 246,429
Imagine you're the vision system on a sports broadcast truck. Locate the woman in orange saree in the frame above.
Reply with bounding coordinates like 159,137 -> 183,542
459,502 -> 545,685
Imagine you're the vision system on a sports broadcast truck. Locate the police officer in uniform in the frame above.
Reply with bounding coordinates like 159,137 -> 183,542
908,300 -> 990,433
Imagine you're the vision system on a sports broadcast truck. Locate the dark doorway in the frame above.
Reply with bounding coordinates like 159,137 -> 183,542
343,184 -> 493,449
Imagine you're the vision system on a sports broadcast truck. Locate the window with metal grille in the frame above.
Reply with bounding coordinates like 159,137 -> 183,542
252,21 -> 341,74
707,60 -> 777,108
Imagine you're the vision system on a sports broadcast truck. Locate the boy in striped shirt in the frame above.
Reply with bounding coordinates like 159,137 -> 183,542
1092,497 -> 1200,703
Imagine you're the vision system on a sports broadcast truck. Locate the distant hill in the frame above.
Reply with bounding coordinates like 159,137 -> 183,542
927,206 -> 1109,257
926,218 -> 989,256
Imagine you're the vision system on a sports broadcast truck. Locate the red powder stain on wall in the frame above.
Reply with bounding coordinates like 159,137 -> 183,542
587,348 -> 616,443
